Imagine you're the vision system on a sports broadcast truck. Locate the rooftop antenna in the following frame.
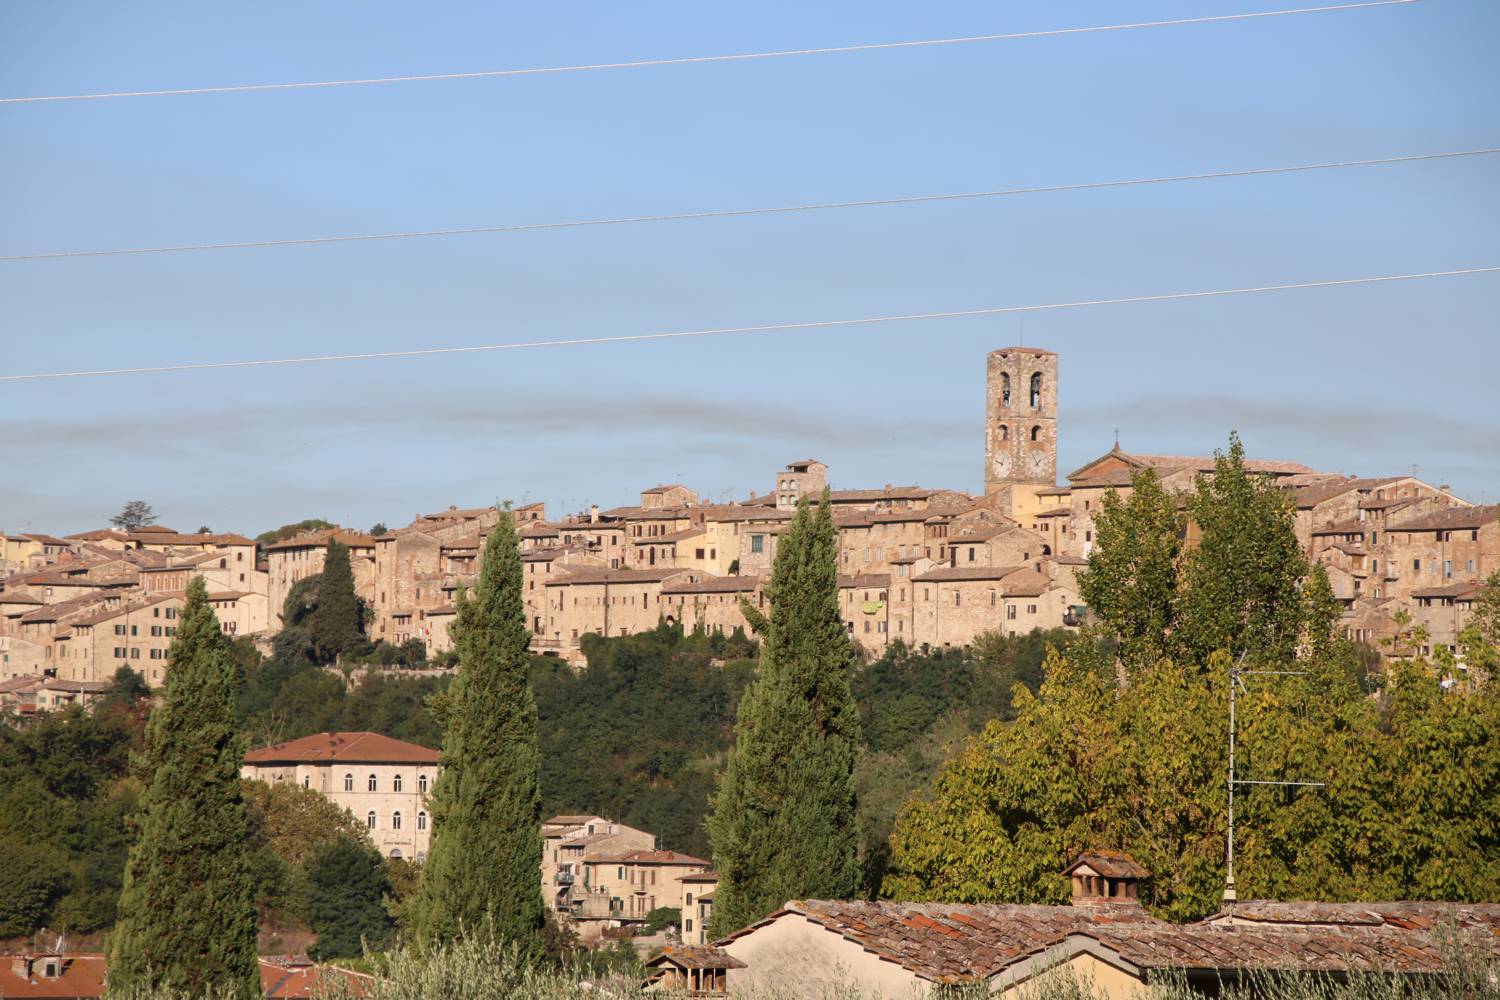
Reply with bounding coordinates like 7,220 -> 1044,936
1224,653 -> 1325,902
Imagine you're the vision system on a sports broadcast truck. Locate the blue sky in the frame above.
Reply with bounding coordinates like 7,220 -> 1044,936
2,0 -> 1496,536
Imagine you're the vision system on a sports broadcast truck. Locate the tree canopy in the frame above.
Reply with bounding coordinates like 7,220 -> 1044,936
109,500 -> 157,532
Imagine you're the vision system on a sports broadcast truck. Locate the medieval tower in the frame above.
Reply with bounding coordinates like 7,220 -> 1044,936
984,346 -> 1058,503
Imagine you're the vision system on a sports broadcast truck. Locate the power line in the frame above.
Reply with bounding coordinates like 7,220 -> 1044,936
3,265 -> 1492,383
4,147 -> 1492,264
0,1 -> 1417,106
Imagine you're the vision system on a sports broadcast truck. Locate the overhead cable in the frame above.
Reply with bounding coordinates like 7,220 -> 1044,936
4,147 -> 1491,264
0,2 -> 1417,105
2,264 -> 1492,382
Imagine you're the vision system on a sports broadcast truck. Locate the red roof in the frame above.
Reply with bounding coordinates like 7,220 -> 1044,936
259,960 -> 370,998
243,731 -> 439,766
0,954 -> 106,999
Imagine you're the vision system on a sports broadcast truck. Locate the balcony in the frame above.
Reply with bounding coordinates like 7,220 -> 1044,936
554,870 -> 574,885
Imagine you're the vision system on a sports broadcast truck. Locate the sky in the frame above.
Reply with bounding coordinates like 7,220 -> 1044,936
1,0 -> 1497,537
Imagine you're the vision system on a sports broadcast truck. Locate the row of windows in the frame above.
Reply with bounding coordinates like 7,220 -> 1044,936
343,772 -> 429,793
996,425 -> 1046,442
365,810 -> 427,831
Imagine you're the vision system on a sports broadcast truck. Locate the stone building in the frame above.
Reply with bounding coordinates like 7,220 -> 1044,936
264,529 -> 375,632
241,731 -> 439,862
774,459 -> 828,510
575,848 -> 711,926
984,347 -> 1059,514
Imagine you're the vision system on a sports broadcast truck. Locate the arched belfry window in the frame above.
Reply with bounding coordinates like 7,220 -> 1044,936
1030,372 -> 1043,408
1000,425 -> 1009,441
1031,425 -> 1042,442
1001,373 -> 1011,407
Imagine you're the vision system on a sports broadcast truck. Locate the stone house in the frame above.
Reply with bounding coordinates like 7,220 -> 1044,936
576,849 -> 710,927
264,529 -> 375,632
1383,504 -> 1497,601
241,731 -> 439,862
774,459 -> 829,510
541,814 -> 655,923
640,484 -> 698,510
900,566 -> 1079,649
540,567 -> 696,661
680,853 -> 1500,998
54,593 -> 185,685
660,575 -> 762,636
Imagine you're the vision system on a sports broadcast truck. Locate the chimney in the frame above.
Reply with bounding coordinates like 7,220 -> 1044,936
1063,850 -> 1148,906
590,505 -> 599,524
1440,484 -> 1451,494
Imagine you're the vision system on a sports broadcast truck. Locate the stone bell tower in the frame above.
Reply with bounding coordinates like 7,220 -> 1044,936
984,346 -> 1058,500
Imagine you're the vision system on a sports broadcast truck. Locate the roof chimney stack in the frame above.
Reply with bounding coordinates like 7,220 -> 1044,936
1064,850 -> 1149,906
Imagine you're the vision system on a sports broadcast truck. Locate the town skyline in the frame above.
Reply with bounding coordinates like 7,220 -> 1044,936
3,0 -> 1497,532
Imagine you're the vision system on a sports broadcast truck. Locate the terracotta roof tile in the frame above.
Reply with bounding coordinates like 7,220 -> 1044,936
243,731 -> 439,765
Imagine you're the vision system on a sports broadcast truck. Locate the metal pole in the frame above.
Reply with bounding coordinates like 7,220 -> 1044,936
1224,659 -> 1236,902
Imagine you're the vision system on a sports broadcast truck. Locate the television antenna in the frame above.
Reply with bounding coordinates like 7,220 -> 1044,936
1224,654 -> 1325,902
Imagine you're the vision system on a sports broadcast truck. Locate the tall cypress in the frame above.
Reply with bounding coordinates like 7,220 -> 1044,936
312,537 -> 361,662
708,492 -> 862,935
409,511 -> 543,947
109,578 -> 259,998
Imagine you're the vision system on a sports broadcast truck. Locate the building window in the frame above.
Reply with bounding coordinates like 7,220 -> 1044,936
1414,559 -> 1421,571
418,811 -> 427,830
1030,372 -> 1043,407
1030,425 -> 1041,442
392,812 -> 402,831
393,774 -> 403,793
953,592 -> 961,607
999,425 -> 1009,441
368,774 -> 378,792
1007,606 -> 1017,620
1001,372 -> 1011,407
344,773 -> 353,791
303,774 -> 309,789
367,811 -> 377,829
750,535 -> 764,554
418,774 -> 428,794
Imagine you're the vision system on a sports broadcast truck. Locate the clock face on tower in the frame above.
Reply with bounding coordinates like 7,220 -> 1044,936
992,451 -> 1011,478
1028,450 -> 1048,476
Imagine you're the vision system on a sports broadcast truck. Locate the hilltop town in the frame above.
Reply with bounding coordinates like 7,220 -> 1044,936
3,347 -> 1493,704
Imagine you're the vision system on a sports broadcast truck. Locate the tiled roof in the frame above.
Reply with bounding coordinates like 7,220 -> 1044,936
632,528 -> 705,545
662,575 -> 761,595
546,568 -> 688,586
700,506 -> 795,524
645,945 -> 746,971
642,483 -> 692,494
0,593 -> 44,605
587,849 -> 708,866
1389,504 -> 1497,532
1311,519 -> 1365,536
828,486 -> 939,502
1291,477 -> 1404,509
1409,582 -> 1483,600
544,813 -> 602,826
0,954 -> 107,998
260,959 -> 371,998
914,565 -> 1027,583
839,573 -> 892,589
243,731 -> 439,765
991,345 -> 1058,356
723,899 -> 1500,984
262,529 -> 375,552
128,531 -> 254,546
1065,849 -> 1150,879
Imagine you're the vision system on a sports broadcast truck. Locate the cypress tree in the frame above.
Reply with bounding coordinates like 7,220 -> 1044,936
409,511 -> 544,947
304,836 -> 395,960
312,538 -> 361,663
708,493 -> 862,935
109,577 -> 259,998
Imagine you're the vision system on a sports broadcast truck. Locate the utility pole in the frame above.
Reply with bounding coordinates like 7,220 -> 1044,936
1223,657 -> 1325,902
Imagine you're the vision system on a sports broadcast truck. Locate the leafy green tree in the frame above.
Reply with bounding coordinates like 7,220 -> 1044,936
1472,571 -> 1500,647
313,539 -> 363,663
243,779 -> 368,865
110,500 -> 157,531
370,522 -> 390,537
255,518 -> 335,549
708,493 -> 862,934
109,578 -> 260,999
1077,469 -> 1183,670
1175,434 -> 1308,666
409,512 -> 544,949
0,848 -> 69,936
305,836 -> 395,960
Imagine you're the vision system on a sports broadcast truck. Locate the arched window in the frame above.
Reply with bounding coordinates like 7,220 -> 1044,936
368,774 -> 378,792
418,811 -> 428,831
999,425 -> 1009,441
302,774 -> 309,789
1030,372 -> 1042,408
392,812 -> 402,831
390,849 -> 402,860
366,811 -> 376,830
343,773 -> 353,792
416,851 -> 426,863
393,774 -> 403,793
1001,373 -> 1011,407
1031,425 -> 1042,442
418,774 -> 428,794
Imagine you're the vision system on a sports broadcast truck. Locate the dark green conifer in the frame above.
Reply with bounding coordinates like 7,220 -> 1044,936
708,493 -> 862,934
408,512 -> 543,947
304,836 -> 394,960
109,578 -> 259,998
312,538 -> 361,663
